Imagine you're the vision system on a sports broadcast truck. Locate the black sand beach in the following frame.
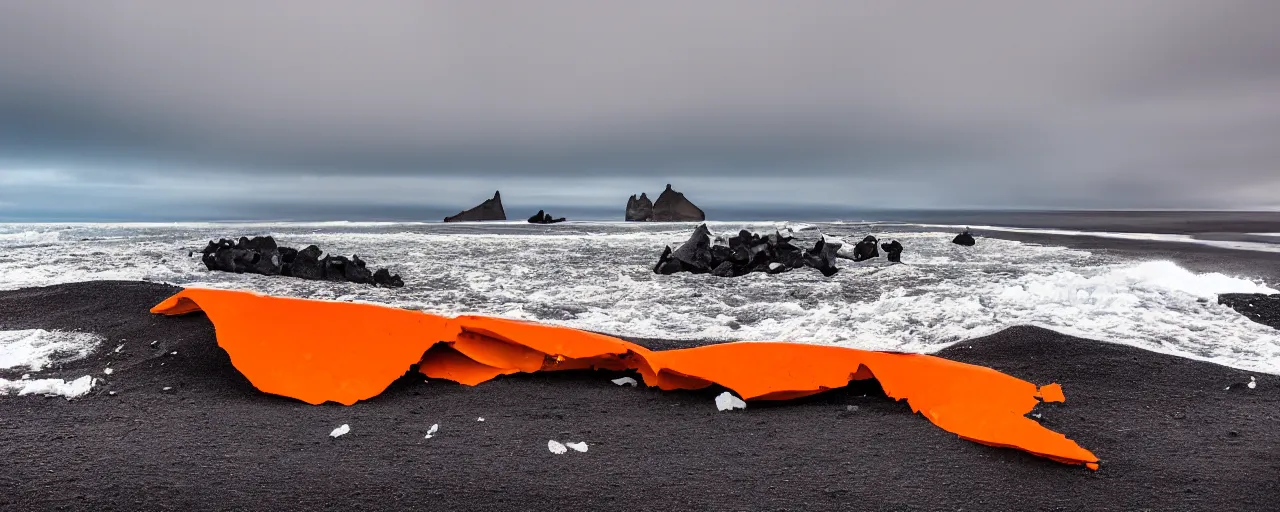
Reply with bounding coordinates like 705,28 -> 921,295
1,281 -> 1277,511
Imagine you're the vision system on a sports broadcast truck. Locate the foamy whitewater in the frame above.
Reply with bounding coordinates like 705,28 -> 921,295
1,221 -> 1278,375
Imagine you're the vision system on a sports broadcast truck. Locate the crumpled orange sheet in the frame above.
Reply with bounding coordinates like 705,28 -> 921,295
151,288 -> 1099,470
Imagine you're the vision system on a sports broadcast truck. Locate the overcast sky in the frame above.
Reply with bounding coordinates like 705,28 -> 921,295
2,1 -> 1279,220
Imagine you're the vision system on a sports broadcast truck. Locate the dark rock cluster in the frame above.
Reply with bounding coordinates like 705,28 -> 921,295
881,240 -> 904,263
849,236 -> 881,261
527,210 -> 566,224
445,191 -> 506,222
1217,293 -> 1280,330
198,236 -> 405,287
626,184 -> 705,222
953,229 -> 976,246
653,224 -> 841,277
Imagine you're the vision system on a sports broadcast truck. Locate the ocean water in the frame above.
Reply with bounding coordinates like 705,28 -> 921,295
1,221 -> 1278,375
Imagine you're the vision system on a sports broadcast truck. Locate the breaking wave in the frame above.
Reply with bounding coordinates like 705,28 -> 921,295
0,221 -> 1276,374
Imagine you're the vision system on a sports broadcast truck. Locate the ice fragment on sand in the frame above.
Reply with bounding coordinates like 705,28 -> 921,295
0,375 -> 95,399
1248,376 -> 1257,389
715,391 -> 746,411
565,442 -> 588,453
169,351 -> 177,356
547,440 -> 568,454
425,424 -> 439,439
611,377 -> 638,387
114,344 -> 124,353
103,368 -> 113,375
477,417 -> 485,422
330,424 -> 350,438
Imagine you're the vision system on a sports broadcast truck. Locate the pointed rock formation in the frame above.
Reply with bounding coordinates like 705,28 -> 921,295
444,191 -> 506,222
625,193 -> 654,221
652,184 -> 705,222
625,184 -> 704,221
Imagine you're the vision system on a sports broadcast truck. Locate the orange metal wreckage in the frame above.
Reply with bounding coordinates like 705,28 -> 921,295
151,288 -> 1100,470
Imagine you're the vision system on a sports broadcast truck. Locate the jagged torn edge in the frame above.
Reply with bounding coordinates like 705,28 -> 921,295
150,288 -> 1098,470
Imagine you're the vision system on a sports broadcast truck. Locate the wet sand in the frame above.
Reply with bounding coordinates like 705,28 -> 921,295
1,281 -> 1277,511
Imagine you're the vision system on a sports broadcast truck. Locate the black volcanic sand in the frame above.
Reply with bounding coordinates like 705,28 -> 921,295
1,281 -> 1278,511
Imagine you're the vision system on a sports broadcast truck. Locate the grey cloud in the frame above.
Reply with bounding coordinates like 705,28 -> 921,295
2,0 -> 1280,217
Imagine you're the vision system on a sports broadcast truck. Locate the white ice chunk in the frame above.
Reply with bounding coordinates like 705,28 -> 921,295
425,423 -> 439,439
477,417 -> 485,422
1,375 -> 95,399
103,368 -> 113,375
1248,376 -> 1257,389
547,440 -> 568,454
330,424 -> 350,438
715,391 -> 747,411
611,377 -> 638,387
565,441 -> 588,453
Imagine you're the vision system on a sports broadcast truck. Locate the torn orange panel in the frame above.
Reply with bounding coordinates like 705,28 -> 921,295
151,288 -> 1099,469
1039,383 -> 1067,403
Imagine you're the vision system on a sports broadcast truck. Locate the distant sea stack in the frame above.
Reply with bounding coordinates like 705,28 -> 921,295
527,210 -> 566,224
444,191 -> 506,222
625,184 -> 704,222
625,193 -> 654,221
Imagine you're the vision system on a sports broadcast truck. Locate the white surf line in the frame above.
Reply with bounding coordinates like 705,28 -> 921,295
890,223 -> 1280,254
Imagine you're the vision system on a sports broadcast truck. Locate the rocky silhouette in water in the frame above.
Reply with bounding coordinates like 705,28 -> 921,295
444,191 -> 506,222
852,236 -> 880,262
199,236 -> 404,287
880,240 -> 904,263
526,210 -> 566,224
653,224 -> 839,277
953,229 -> 976,246
625,193 -> 654,221
626,185 -> 704,222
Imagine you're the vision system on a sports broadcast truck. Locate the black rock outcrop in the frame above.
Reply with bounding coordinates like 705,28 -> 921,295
852,236 -> 880,262
880,240 -> 904,263
626,185 -> 704,222
652,224 -> 839,278
199,236 -> 404,287
625,193 -> 654,221
526,210 -> 566,224
953,229 -> 976,246
445,191 -> 506,222
1218,293 -> 1280,330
